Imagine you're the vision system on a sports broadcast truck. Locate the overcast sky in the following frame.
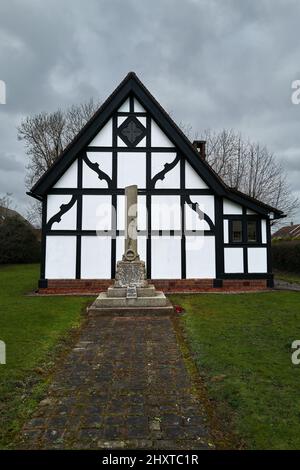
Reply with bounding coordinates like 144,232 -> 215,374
0,0 -> 300,221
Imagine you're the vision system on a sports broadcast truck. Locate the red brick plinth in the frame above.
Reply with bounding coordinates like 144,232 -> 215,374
38,278 -> 269,295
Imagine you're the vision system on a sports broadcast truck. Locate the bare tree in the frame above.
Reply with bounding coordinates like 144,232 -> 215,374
18,99 -> 99,189
0,192 -> 14,209
18,99 -> 100,227
0,193 -> 15,221
25,200 -> 42,228
194,128 -> 297,223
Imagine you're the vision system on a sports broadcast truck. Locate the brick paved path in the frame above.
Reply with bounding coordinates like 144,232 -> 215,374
20,316 -> 214,449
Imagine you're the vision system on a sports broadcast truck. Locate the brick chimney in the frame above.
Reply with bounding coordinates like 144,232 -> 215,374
193,140 -> 206,160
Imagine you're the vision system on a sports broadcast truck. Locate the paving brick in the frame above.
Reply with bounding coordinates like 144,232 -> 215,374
19,316 -> 213,449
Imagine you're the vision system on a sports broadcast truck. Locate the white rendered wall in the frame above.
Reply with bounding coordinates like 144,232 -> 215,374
223,219 -> 229,243
224,247 -> 244,273
118,98 -> 130,112
82,195 -> 112,231
117,136 -> 127,147
117,152 -> 146,188
53,161 -> 78,188
151,153 -> 180,189
151,237 -> 181,278
83,152 -> 112,188
151,195 -> 181,230
185,162 -> 209,189
261,219 -> 267,244
186,236 -> 215,278
45,236 -> 76,278
117,116 -> 127,127
184,195 -> 215,230
248,247 -> 267,273
223,199 -> 243,215
136,137 -> 146,147
151,120 -> 173,147
81,236 -> 111,278
89,119 -> 112,146
117,195 -> 147,231
136,116 -> 146,127
185,204 -> 210,231
118,97 -> 145,113
47,195 -> 77,230
134,98 -> 145,112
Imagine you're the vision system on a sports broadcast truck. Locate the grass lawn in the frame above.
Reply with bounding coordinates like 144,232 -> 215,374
2,264 -> 300,450
170,291 -> 300,450
274,270 -> 300,285
0,264 -> 93,449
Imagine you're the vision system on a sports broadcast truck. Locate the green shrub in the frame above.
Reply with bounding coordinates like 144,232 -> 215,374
272,240 -> 300,272
0,217 -> 40,264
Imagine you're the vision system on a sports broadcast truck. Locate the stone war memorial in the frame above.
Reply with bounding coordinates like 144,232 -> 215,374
88,184 -> 173,315
28,72 -> 284,295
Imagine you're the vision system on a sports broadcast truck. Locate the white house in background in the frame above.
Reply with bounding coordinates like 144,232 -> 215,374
28,72 -> 284,291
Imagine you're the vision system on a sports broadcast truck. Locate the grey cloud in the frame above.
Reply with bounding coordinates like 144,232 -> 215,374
0,0 -> 300,219
0,152 -> 22,172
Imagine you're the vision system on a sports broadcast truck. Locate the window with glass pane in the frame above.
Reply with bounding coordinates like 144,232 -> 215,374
232,220 -> 242,242
247,221 -> 257,242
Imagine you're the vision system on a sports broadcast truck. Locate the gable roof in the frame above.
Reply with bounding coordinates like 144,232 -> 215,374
28,72 -> 284,219
272,224 -> 300,239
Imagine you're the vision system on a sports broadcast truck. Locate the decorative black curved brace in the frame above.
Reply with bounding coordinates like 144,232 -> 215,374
46,195 -> 77,230
185,195 -> 215,231
150,153 -> 180,188
83,153 -> 112,188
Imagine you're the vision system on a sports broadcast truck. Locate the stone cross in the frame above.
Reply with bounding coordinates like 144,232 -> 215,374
123,185 -> 139,262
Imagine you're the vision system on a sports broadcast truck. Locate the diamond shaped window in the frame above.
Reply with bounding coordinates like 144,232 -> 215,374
118,116 -> 146,147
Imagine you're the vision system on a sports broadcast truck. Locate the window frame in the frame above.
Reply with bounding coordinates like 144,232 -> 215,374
246,219 -> 259,243
229,219 -> 243,243
228,218 -> 262,245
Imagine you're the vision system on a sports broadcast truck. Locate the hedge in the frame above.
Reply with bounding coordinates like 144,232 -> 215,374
272,240 -> 300,272
0,216 -> 40,264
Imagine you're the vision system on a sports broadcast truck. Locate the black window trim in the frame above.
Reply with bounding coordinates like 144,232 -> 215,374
228,217 -> 262,245
246,219 -> 261,244
229,219 -> 243,244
